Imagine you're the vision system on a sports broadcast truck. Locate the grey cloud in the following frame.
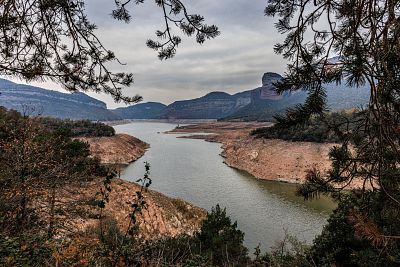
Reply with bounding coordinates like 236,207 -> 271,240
9,1 -> 289,109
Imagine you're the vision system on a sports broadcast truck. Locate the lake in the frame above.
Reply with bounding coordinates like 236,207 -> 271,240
115,122 -> 335,252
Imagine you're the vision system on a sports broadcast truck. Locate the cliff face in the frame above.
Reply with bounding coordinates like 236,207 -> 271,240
158,73 -> 286,120
0,78 -> 120,121
78,133 -> 149,164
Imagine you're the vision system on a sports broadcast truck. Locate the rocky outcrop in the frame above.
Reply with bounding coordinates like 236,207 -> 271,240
105,179 -> 206,239
78,133 -> 149,164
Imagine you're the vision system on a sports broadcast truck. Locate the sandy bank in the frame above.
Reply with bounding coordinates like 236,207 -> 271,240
169,122 -> 335,185
78,133 -> 149,164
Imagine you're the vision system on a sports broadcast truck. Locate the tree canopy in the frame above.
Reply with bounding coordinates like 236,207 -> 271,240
0,0 -> 219,103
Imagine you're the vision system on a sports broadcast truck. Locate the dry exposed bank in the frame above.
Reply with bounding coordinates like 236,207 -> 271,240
78,133 -> 149,164
169,122 -> 335,184
61,178 -> 206,240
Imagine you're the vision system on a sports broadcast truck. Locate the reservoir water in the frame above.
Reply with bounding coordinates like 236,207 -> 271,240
115,122 -> 335,251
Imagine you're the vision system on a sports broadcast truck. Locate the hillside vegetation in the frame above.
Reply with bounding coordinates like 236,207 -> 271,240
252,110 -> 365,143
38,117 -> 115,137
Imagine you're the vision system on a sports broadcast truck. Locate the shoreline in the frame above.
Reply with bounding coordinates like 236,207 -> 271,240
74,132 -> 206,239
103,118 -> 217,127
167,122 -> 335,185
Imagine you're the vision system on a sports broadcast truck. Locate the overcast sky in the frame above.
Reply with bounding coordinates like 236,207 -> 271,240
14,0 -> 288,108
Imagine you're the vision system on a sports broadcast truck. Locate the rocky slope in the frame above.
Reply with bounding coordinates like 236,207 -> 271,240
64,178 -> 206,240
78,133 -> 149,164
68,133 -> 206,239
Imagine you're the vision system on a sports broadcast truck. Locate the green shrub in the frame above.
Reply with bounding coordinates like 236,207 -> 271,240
197,204 -> 250,266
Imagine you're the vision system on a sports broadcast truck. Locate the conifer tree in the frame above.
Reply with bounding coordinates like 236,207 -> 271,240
266,0 -> 400,263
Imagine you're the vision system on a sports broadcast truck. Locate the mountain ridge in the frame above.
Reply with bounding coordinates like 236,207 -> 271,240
0,71 -> 370,122
0,79 -> 120,120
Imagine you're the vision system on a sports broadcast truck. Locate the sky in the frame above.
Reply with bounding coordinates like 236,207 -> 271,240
12,0 -> 288,108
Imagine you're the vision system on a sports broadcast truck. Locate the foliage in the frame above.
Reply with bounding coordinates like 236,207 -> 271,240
38,116 -> 115,137
197,204 -> 250,266
0,234 -> 52,267
252,110 -> 365,143
0,107 -> 107,236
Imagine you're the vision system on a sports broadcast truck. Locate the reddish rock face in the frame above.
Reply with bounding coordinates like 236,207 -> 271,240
78,133 -> 149,164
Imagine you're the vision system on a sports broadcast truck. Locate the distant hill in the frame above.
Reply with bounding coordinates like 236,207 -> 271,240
110,71 -> 370,122
158,92 -> 243,119
157,72 -> 285,120
0,79 -> 120,121
111,102 -> 167,119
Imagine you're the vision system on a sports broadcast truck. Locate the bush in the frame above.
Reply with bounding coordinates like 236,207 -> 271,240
197,204 -> 249,266
0,234 -> 52,267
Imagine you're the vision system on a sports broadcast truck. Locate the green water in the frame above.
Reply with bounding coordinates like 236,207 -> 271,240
115,122 -> 336,251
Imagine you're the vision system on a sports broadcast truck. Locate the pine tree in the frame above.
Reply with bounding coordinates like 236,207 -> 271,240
266,0 -> 400,264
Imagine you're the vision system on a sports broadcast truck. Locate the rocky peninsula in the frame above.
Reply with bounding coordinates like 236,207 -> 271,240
168,122 -> 335,184
78,133 -> 149,164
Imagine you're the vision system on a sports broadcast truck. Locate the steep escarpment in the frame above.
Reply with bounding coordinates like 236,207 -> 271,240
78,133 -> 149,164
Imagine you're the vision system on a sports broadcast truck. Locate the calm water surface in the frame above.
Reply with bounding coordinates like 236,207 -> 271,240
115,122 -> 335,251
